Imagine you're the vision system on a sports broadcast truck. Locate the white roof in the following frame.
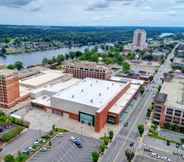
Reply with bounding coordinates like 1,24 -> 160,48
111,76 -> 144,85
32,78 -> 80,94
109,84 -> 140,114
32,95 -> 51,106
20,70 -> 64,88
53,78 -> 129,111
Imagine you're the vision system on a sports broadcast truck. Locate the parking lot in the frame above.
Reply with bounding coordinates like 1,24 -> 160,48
0,129 -> 45,157
134,155 -> 160,162
28,132 -> 100,162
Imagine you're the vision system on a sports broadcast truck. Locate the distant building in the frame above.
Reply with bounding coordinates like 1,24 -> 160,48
172,57 -> 184,69
153,75 -> 184,131
64,61 -> 112,80
0,69 -> 20,108
132,29 -> 147,50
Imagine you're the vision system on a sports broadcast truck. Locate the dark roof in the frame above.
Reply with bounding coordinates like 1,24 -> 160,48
154,93 -> 167,104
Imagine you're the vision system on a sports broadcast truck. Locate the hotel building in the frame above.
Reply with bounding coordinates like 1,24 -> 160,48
132,29 -> 148,50
0,69 -> 20,108
63,61 -> 112,80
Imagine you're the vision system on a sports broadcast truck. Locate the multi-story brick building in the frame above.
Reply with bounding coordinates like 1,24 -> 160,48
132,29 -> 148,50
153,75 -> 184,131
0,69 -> 20,108
63,61 -> 112,80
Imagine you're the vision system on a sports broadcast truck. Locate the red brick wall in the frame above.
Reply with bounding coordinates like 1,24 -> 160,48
159,105 -> 166,127
0,76 -> 20,108
69,112 -> 79,120
95,83 -> 130,132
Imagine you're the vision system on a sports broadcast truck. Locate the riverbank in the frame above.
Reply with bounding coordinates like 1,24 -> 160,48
0,46 -> 94,67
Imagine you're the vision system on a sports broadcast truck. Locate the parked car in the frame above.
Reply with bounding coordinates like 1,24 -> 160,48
130,142 -> 134,147
70,136 -> 82,148
124,122 -> 128,127
144,147 -> 152,152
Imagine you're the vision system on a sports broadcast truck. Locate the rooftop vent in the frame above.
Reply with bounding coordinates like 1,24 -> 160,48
107,87 -> 109,90
90,99 -> 93,103
72,95 -> 74,98
90,83 -> 93,87
99,93 -> 102,96
81,89 -> 84,93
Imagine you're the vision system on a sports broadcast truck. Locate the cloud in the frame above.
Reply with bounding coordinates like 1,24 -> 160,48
0,0 -> 36,8
86,0 -> 110,11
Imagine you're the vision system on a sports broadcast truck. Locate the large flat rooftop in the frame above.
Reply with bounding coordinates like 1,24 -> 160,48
161,76 -> 184,110
109,84 -> 140,114
20,70 -> 64,88
53,78 -> 129,110
31,78 -> 80,98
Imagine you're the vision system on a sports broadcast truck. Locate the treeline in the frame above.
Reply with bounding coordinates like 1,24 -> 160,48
42,43 -> 131,73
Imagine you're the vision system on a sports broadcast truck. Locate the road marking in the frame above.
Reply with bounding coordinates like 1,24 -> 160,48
112,92 -> 153,162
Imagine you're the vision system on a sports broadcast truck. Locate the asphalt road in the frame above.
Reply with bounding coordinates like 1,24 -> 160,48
100,43 -> 178,162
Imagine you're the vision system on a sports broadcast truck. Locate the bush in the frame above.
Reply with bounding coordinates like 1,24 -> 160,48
99,144 -> 106,154
108,130 -> 114,141
10,117 -> 29,128
91,151 -> 99,162
15,152 -> 28,162
1,126 -> 24,142
55,127 -> 69,133
4,154 -> 15,162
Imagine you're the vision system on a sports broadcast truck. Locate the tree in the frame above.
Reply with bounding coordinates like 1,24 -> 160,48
180,138 -> 184,144
140,85 -> 145,95
146,108 -> 152,118
42,58 -> 48,65
6,64 -> 15,70
108,130 -> 114,141
125,149 -> 135,162
56,54 -> 64,64
14,61 -> 24,70
137,124 -> 144,137
90,53 -> 99,62
181,66 -> 184,73
4,154 -> 15,162
104,57 -> 113,65
166,140 -> 170,146
157,85 -> 162,93
99,143 -> 106,154
52,124 -> 56,131
127,52 -> 135,60
122,62 -> 130,73
91,151 -> 99,162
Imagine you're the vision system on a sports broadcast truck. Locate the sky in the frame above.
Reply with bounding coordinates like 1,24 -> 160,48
0,0 -> 184,26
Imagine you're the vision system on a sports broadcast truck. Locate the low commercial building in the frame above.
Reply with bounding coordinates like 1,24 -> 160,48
20,69 -> 67,89
63,61 -> 112,80
32,77 -> 141,132
153,75 -> 184,131
127,60 -> 159,83
172,57 -> 184,69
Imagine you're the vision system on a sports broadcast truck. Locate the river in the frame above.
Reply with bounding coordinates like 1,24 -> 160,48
0,46 -> 93,67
